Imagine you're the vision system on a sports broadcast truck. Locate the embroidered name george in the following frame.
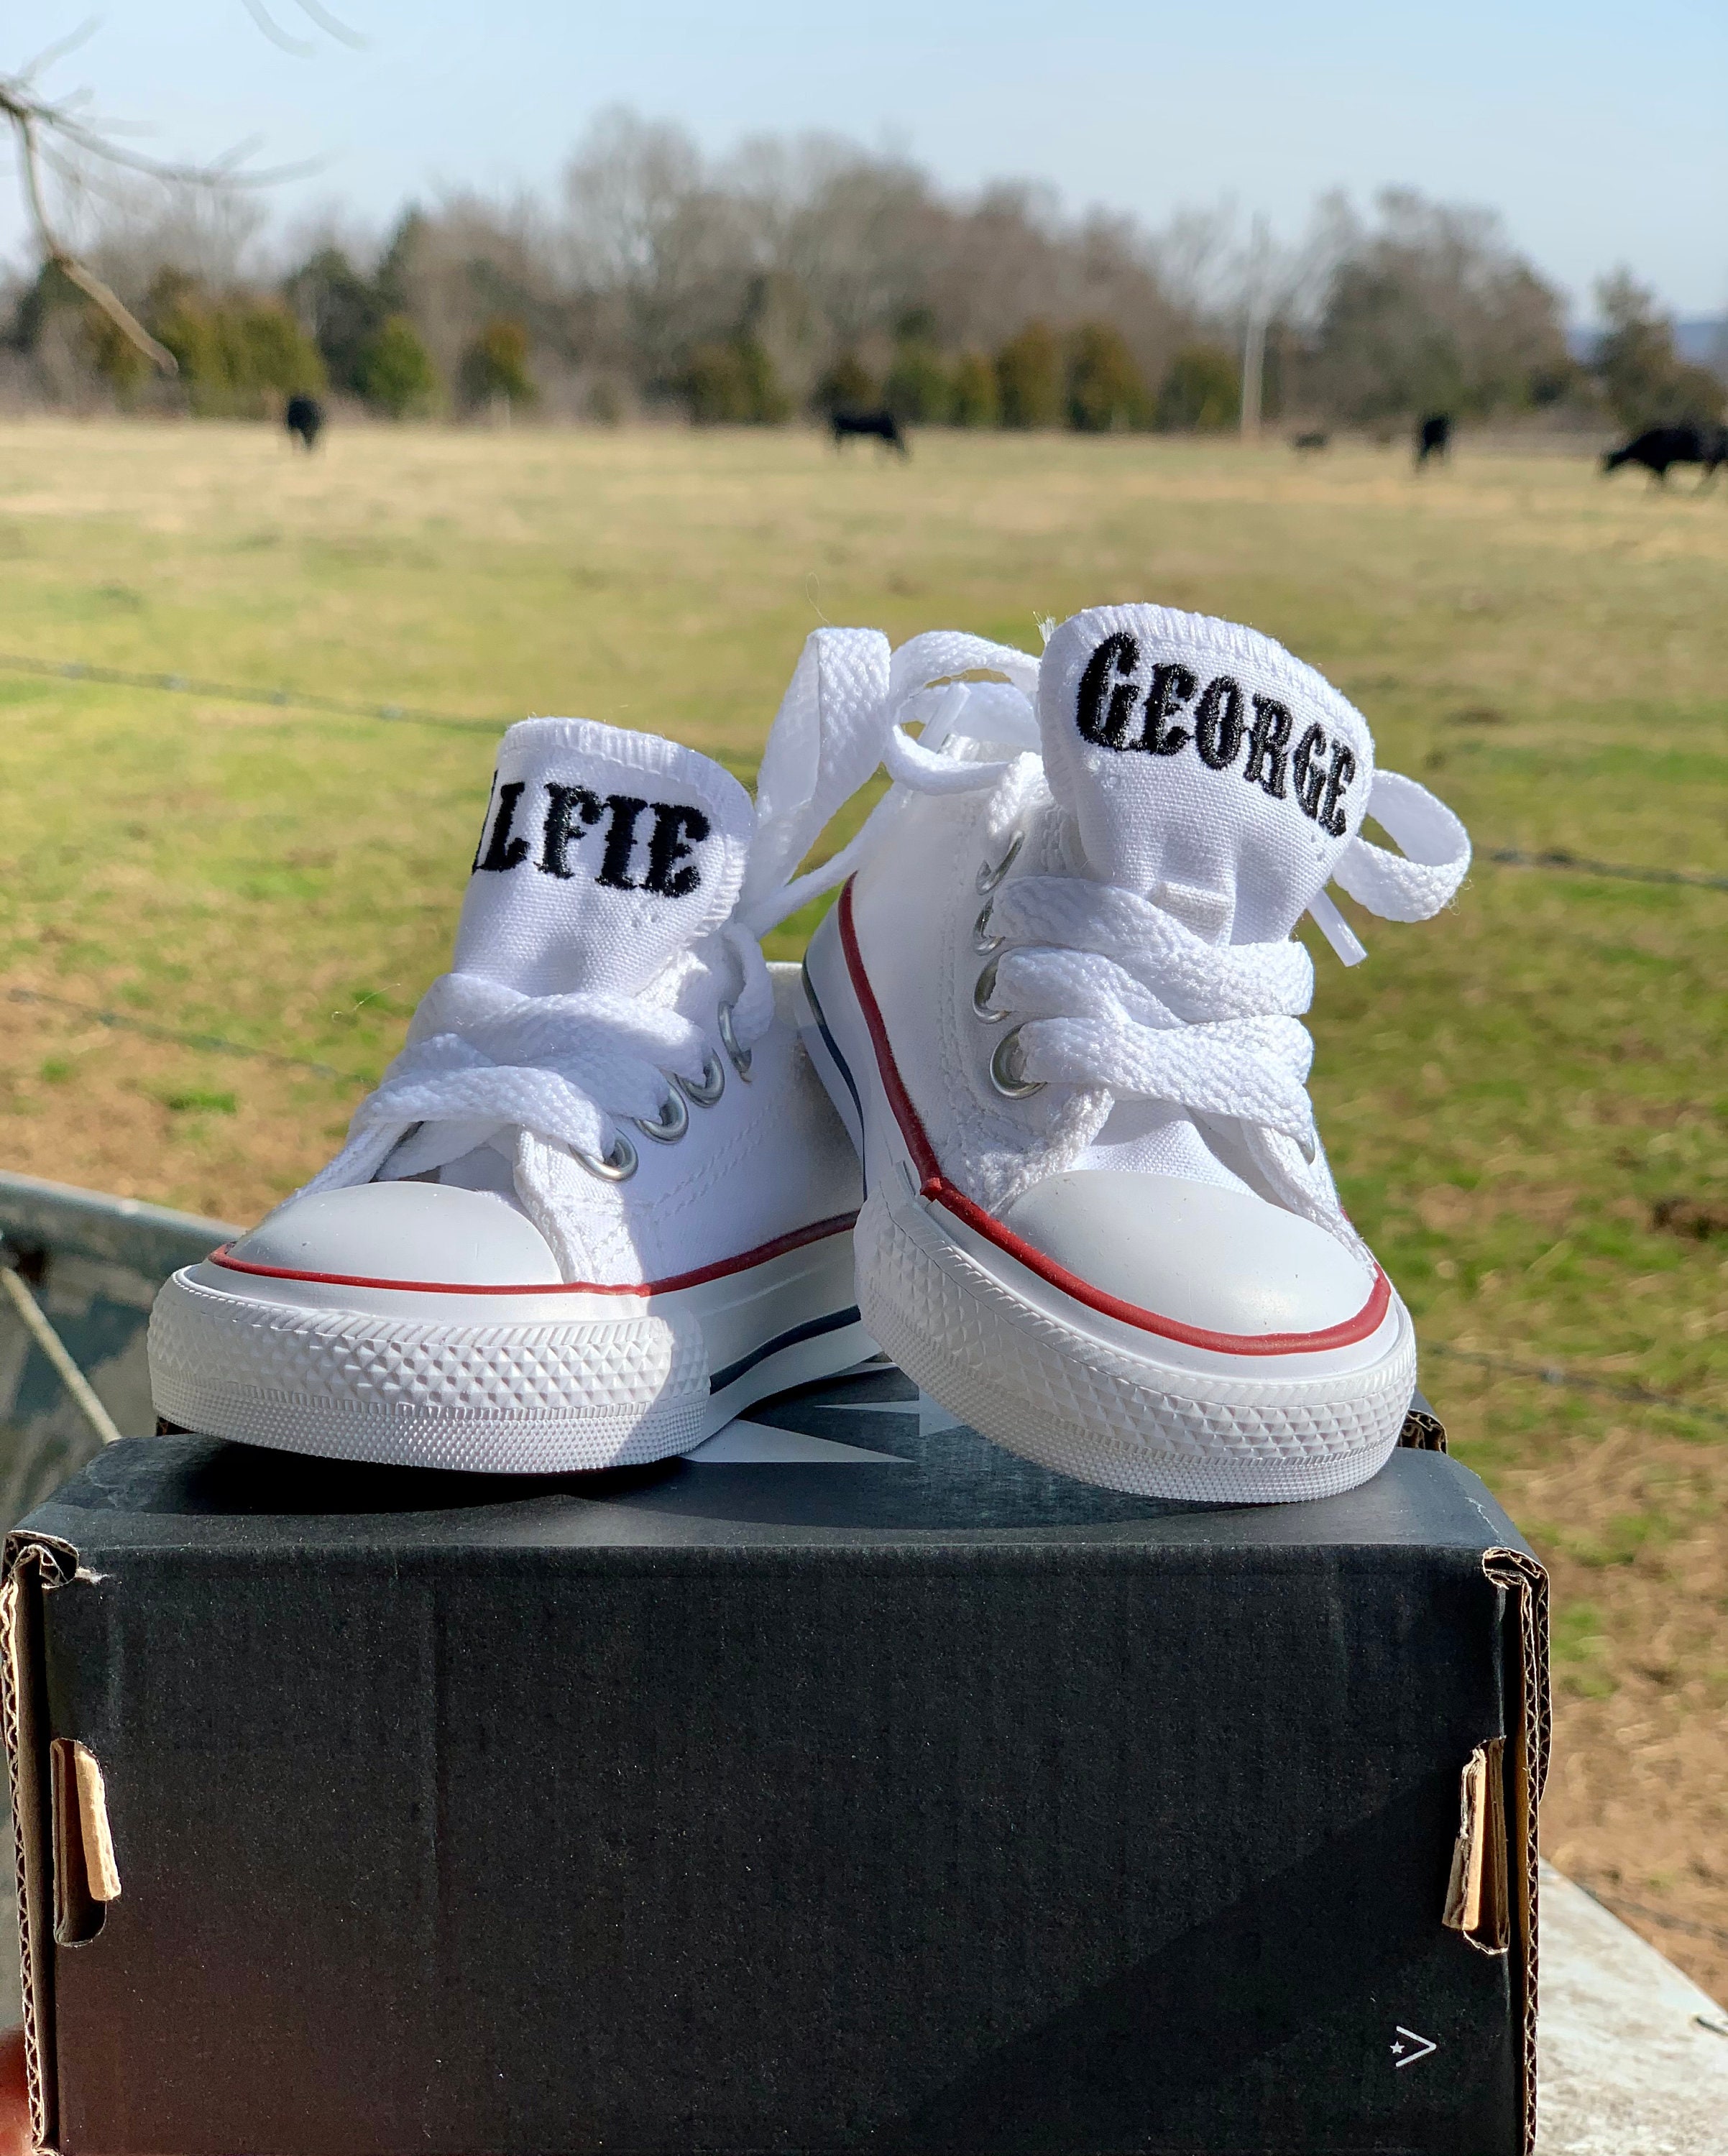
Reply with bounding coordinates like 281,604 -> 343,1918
1075,632 -> 1359,837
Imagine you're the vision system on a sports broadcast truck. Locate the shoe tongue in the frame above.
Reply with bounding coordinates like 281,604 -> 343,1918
451,719 -> 755,995
1039,606 -> 1376,943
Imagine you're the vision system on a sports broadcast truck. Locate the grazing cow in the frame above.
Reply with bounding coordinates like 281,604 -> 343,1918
829,407 -> 909,456
1601,424 -> 1727,484
285,395 -> 324,451
1415,413 -> 1451,466
1291,430 -> 1329,452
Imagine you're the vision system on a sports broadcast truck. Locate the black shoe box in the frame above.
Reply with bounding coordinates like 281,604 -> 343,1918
4,1370 -> 1546,2156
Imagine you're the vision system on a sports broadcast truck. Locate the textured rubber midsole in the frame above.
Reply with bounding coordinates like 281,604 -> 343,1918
149,1233 -> 865,1473
857,1184 -> 1412,1501
801,910 -> 1415,1502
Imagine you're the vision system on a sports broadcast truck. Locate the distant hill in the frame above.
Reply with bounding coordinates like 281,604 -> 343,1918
1569,318 -> 1727,376
1675,319 -> 1727,369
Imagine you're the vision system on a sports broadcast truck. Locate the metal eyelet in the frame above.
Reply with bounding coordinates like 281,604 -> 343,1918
717,1000 -> 753,1081
574,1130 -> 638,1182
973,899 -> 1002,954
676,1052 -> 726,1107
989,1026 -> 1045,1099
634,1086 -> 689,1144
971,956 -> 1008,1023
974,829 -> 1024,895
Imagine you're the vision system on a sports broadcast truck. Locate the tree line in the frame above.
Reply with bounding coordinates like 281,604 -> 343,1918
4,108 -> 1722,436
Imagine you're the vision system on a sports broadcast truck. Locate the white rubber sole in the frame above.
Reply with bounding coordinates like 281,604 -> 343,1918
802,906 -> 1415,1503
148,1228 -> 868,1473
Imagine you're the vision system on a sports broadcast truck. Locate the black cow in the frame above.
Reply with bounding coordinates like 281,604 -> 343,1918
829,407 -> 908,456
285,395 -> 324,451
1601,425 -> 1727,484
1291,430 -> 1329,452
1415,413 -> 1451,466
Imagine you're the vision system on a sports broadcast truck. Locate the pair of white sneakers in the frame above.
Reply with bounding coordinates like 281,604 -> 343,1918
149,605 -> 1470,1503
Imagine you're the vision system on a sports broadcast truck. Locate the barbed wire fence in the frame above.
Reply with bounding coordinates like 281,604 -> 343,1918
3,650 -> 1728,893
0,650 -> 500,734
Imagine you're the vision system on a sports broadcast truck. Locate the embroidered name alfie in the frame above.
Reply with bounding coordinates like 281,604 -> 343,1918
474,782 -> 711,896
1077,632 -> 1357,837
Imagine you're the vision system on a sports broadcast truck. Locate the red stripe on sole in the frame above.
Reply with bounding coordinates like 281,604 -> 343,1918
835,879 -> 1390,1358
208,1213 -> 859,1299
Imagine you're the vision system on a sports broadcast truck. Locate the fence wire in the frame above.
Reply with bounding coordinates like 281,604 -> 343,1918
4,648 -> 1728,894
1571,1880 -> 1728,1953
1420,1342 -> 1727,1426
0,650 -> 501,734
1486,847 -> 1728,893
6,986 -> 363,1082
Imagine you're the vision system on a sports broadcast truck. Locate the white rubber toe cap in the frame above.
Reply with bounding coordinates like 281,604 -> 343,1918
208,1181 -> 564,1290
997,1171 -> 1379,1340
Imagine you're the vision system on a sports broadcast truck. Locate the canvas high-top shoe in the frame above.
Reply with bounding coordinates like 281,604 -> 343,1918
150,632 -> 898,1471
801,605 -> 1471,1502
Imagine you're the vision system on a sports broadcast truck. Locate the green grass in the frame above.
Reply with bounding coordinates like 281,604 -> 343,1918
0,417 -> 1723,1467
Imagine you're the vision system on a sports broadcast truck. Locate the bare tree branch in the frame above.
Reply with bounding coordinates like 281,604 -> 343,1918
288,0 -> 368,51
1,4 -> 354,381
239,0 -> 318,59
6,98 -> 178,370
19,91 -> 319,188
17,20 -> 101,87
235,0 -> 368,57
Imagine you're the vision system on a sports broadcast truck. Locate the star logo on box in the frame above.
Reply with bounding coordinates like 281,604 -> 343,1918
1389,2025 -> 1438,2069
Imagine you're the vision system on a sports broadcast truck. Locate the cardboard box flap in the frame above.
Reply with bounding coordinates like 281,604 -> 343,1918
1482,1544 -> 1550,2156
1443,1738 -> 1509,1953
3,1533 -> 81,2156
51,1739 -> 121,1942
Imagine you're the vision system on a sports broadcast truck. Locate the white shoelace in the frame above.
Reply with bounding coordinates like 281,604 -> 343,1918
303,937 -> 773,1194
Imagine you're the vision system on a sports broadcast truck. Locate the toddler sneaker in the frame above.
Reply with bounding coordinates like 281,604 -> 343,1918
801,605 -> 1471,1502
149,632 -> 897,1471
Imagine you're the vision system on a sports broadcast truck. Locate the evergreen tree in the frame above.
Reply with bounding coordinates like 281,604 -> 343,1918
1067,322 -> 1149,431
282,247 -> 388,396
459,318 -> 537,412
812,352 -> 876,415
996,321 -> 1063,428
1155,346 -> 1240,431
357,315 -> 440,418
147,275 -> 326,417
883,339 -> 952,423
948,350 -> 1000,428
686,338 -> 790,423
1594,271 -> 1726,430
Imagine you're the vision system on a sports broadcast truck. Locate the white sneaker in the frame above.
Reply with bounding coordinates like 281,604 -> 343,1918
150,635 -> 897,1472
801,605 -> 1471,1502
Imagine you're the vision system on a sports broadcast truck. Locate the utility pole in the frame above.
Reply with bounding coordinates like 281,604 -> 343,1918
1240,213 -> 1271,443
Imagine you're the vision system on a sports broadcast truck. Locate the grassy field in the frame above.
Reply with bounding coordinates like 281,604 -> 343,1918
1,417 -> 1724,1996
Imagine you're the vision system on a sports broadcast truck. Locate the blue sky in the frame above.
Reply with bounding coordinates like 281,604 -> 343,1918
8,0 -> 1726,318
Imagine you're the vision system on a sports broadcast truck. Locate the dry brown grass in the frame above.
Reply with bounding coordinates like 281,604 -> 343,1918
1,990 -> 351,1225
